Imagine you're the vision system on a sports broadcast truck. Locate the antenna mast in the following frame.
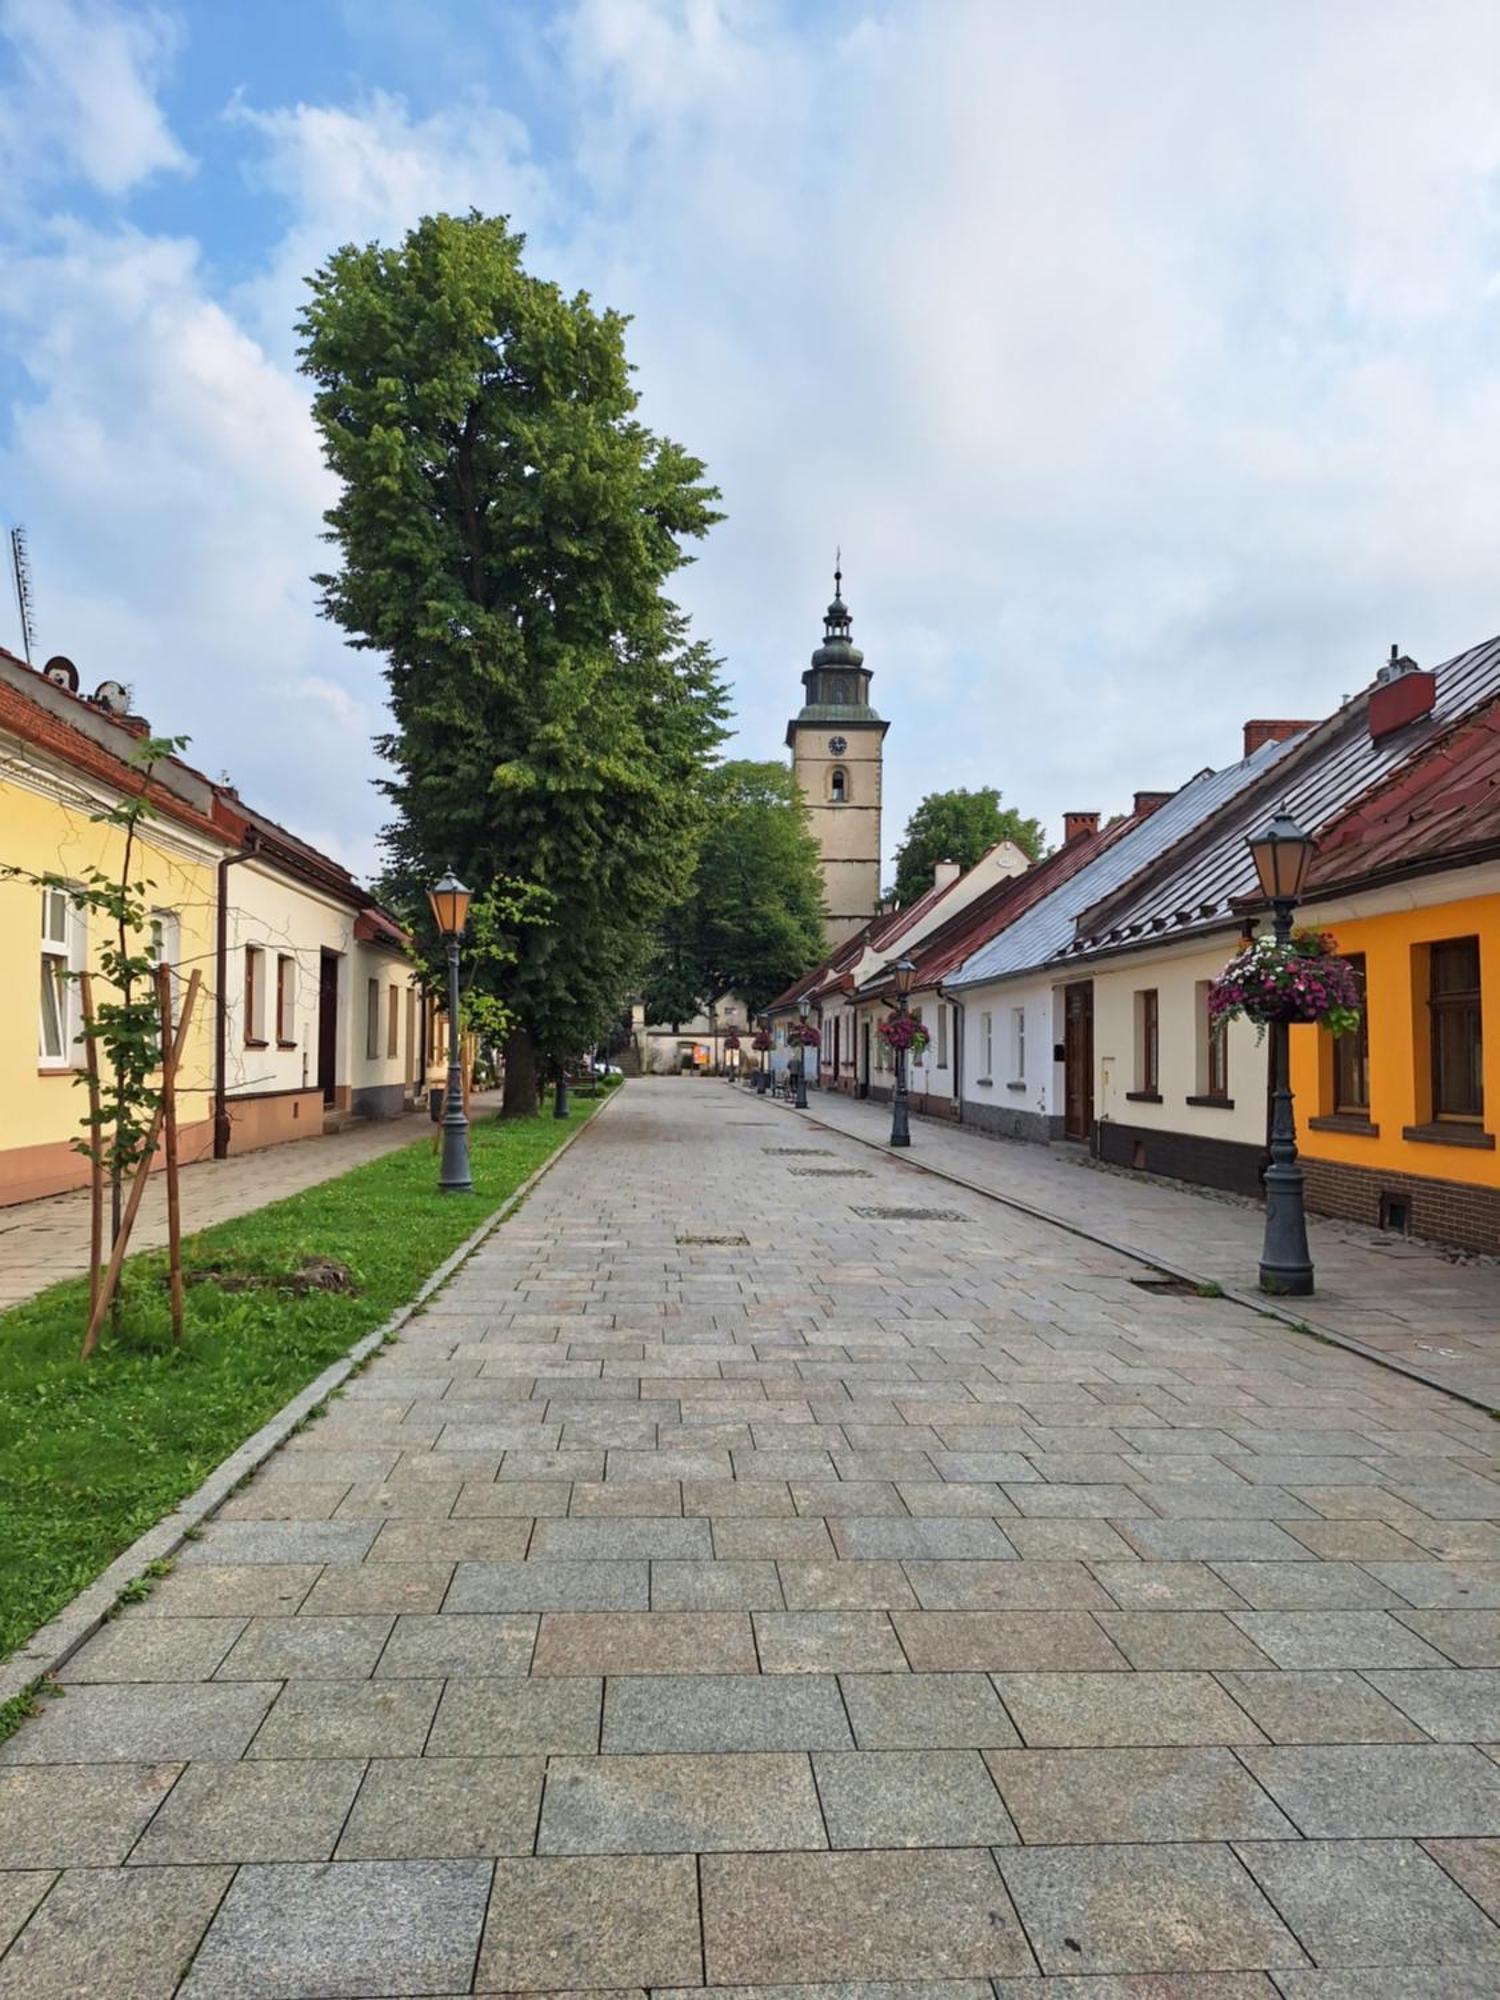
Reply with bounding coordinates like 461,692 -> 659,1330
10,526 -> 34,663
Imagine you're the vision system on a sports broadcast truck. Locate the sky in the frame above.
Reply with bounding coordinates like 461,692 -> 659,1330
4,0 -> 1500,884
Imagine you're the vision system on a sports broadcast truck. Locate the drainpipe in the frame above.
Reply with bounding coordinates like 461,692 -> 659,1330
214,837 -> 259,1159
940,982 -> 964,1126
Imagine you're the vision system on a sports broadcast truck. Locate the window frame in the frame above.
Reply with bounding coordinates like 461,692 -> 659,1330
39,885 -> 84,1068
243,943 -> 268,1047
387,982 -> 399,1060
1429,936 -> 1483,1123
830,766 -> 848,804
1138,987 -> 1160,1095
276,954 -> 297,1048
980,1009 -> 993,1079
1010,1005 -> 1026,1084
936,1003 -> 949,1070
1332,952 -> 1369,1115
366,977 -> 381,1062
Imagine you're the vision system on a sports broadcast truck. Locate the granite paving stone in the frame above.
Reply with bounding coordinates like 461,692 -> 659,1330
127,1563 -> 319,1616
179,1858 -> 492,1998
1214,1670 -> 1428,1744
829,1519 -> 1018,1560
178,1519 -> 378,1566
538,1750 -> 826,1852
903,1559 -> 1111,1611
651,1559 -> 785,1609
839,1671 -> 1020,1749
1393,1608 -> 1500,1666
700,1848 -> 1036,1982
58,1615 -> 246,1683
0,1765 -> 180,1867
984,1746 -> 1297,1842
445,1559 -> 651,1612
1424,1836 -> 1500,1920
997,1844 -> 1304,1976
374,1611 -> 537,1677
531,1517 -> 713,1560
478,1854 -> 702,1991
369,1516 -> 534,1562
215,1614 -> 393,1680
993,1672 -> 1266,1747
0,1864 -> 230,1999
128,1759 -> 364,1863
1089,1562 -> 1249,1611
1235,1837 -> 1500,1967
601,1673 -> 852,1751
1094,1612 -> 1276,1670
0,1681 -> 277,1765
533,1610 -> 757,1674
894,1611 -> 1127,1672
1226,1610 -> 1450,1668
777,1561 -> 917,1609
813,1749 -> 1017,1846
300,1562 -> 454,1615
1241,1742 -> 1500,1836
336,1754 -> 544,1858
426,1676 -> 603,1756
246,1679 -> 442,1759
0,1876 -> 53,1959
754,1610 -> 909,1673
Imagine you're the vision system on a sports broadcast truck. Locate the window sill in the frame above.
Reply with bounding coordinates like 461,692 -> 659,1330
1125,1089 -> 1162,1103
1308,1113 -> 1380,1137
1006,1080 -> 1027,1093
974,1076 -> 994,1088
276,1040 -> 298,1051
1185,1093 -> 1235,1110
37,1064 -> 82,1077
1401,1121 -> 1496,1151
244,1037 -> 269,1050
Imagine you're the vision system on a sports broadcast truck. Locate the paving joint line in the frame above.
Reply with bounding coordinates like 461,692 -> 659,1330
0,1085 -> 626,1710
776,1091 -> 1500,1421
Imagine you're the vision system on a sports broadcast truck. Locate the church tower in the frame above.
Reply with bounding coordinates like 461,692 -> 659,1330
786,564 -> 888,945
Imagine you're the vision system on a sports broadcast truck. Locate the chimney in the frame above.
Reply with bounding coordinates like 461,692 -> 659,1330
1244,719 -> 1314,758
1369,643 -> 1436,743
1063,812 -> 1099,844
1132,790 -> 1172,818
933,857 -> 962,890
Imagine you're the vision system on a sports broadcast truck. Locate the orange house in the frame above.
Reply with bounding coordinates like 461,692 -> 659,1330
1290,699 -> 1500,1250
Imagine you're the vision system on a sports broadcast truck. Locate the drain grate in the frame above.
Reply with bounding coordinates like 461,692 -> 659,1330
763,1147 -> 836,1156
677,1232 -> 750,1246
1129,1274 -> 1195,1295
852,1204 -> 966,1222
789,1166 -> 873,1178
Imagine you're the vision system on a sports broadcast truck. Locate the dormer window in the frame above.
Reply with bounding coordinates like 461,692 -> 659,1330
830,767 -> 848,804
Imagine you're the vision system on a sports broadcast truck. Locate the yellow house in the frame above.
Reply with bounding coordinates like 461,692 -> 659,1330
0,659 -> 228,1203
1289,699 -> 1500,1249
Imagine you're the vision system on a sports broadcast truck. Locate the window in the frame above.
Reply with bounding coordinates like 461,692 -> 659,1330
1430,937 -> 1483,1120
148,910 -> 180,1009
830,767 -> 848,804
367,978 -> 381,1061
1010,1006 -> 1026,1083
244,945 -> 267,1045
936,1004 -> 949,1069
1196,980 -> 1228,1098
276,955 -> 296,1046
1333,953 -> 1368,1114
387,983 -> 399,1059
980,1010 -> 993,1079
1136,988 -> 1159,1094
39,886 -> 84,1066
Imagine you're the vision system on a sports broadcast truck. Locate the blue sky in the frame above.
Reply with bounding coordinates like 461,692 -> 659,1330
4,0 -> 1500,882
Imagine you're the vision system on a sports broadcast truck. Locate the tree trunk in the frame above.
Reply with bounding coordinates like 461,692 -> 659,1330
502,1024 -> 540,1118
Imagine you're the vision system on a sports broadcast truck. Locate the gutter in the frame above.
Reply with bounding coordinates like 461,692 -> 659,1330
213,835 -> 260,1159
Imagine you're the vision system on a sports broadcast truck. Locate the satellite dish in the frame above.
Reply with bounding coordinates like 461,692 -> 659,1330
91,680 -> 130,716
42,656 -> 79,693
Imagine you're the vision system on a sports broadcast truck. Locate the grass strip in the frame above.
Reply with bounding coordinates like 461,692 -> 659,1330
0,1091 -> 610,1665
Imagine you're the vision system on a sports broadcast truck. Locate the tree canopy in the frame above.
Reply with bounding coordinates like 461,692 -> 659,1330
892,786 -> 1045,907
299,210 -> 726,1113
643,759 -> 826,1027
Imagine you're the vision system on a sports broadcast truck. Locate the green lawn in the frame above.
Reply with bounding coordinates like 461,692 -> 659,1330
0,1091 -> 609,1667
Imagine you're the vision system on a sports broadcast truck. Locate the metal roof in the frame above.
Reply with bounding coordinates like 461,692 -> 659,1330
1060,632 -> 1500,962
947,739 -> 1301,990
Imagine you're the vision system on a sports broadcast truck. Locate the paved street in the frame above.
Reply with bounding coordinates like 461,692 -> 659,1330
792,1082 -> 1500,1409
0,1106 -> 497,1312
6,1075 -> 1500,1995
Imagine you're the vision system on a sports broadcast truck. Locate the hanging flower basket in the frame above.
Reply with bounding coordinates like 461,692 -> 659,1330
878,1014 -> 930,1058
1209,929 -> 1362,1037
751,1029 -> 773,1052
723,1033 -> 741,1052
787,1021 -> 821,1048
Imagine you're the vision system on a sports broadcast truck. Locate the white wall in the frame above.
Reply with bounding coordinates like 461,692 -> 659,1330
957,974 -> 1057,1131
223,863 -> 352,1100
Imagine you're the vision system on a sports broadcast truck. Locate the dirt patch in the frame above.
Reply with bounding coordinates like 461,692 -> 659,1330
183,1256 -> 358,1297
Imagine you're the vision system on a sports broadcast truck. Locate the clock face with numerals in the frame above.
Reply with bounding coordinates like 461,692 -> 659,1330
827,735 -> 847,754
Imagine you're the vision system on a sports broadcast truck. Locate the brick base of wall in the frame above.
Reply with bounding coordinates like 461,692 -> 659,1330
1094,1119 -> 1265,1198
1301,1155 -> 1500,1255
963,1100 -> 1055,1144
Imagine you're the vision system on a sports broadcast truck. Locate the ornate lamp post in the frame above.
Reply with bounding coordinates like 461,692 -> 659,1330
795,994 -> 811,1109
890,956 -> 916,1148
1247,812 -> 1316,1295
755,1015 -> 770,1093
427,870 -> 474,1195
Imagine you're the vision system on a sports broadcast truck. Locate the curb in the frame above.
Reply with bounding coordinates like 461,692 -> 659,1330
0,1086 -> 624,1708
778,1092 -> 1498,1420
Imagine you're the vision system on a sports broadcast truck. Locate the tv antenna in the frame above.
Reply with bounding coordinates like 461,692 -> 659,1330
10,526 -> 35,664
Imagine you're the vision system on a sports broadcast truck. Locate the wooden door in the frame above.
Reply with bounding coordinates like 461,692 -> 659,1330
318,952 -> 340,1106
1063,982 -> 1094,1141
859,1020 -> 871,1098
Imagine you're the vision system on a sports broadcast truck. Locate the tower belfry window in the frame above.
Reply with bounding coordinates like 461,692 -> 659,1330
831,767 -> 848,804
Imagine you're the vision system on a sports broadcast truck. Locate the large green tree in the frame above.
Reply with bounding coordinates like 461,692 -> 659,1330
299,211 -> 726,1114
643,759 -> 826,1027
892,786 -> 1045,907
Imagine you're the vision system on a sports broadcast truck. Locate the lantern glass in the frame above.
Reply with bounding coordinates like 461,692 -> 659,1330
428,871 -> 472,937
893,956 -> 917,997
798,995 -> 810,1021
1248,813 -> 1314,904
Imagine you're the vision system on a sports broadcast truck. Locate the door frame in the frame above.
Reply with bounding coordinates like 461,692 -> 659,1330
1063,980 -> 1094,1141
317,950 -> 341,1107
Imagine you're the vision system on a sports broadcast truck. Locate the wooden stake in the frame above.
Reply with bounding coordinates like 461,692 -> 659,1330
157,964 -> 185,1346
79,973 -> 104,1320
80,969 -> 201,1362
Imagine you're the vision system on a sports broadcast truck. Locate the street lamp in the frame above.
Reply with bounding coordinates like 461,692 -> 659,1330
890,956 -> 916,1148
1247,812 -> 1316,1295
427,870 -> 474,1194
756,1014 -> 770,1094
795,994 -> 811,1109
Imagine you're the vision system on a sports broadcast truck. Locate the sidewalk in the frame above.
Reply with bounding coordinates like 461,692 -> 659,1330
782,1084 -> 1500,1410
0,1104 -> 495,1312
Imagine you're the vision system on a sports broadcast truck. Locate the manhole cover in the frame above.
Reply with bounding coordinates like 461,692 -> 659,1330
1129,1275 -> 1195,1295
763,1147 -> 835,1156
789,1167 -> 873,1178
852,1205 -> 966,1222
677,1233 -> 750,1246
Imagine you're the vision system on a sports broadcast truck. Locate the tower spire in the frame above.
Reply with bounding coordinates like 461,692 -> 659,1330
834,546 -> 842,602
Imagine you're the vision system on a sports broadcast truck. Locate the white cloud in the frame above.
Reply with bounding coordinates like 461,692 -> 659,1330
0,0 -> 190,198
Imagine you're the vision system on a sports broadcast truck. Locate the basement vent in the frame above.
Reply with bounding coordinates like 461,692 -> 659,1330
789,1166 -> 873,1178
852,1204 -> 966,1222
676,1232 -> 749,1247
1129,1275 -> 1195,1295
